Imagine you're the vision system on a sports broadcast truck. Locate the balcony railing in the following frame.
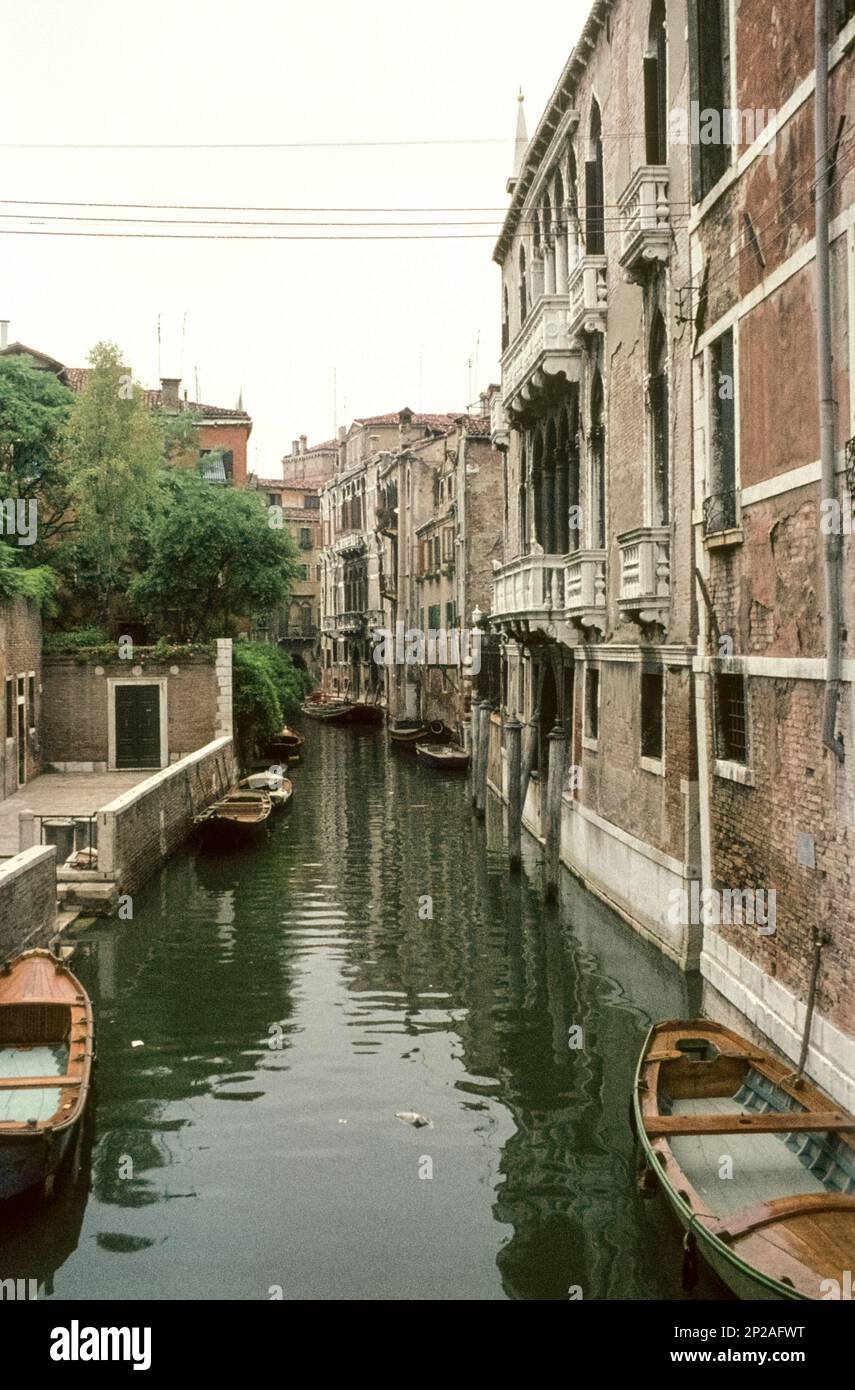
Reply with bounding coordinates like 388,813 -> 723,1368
703,489 -> 739,536
617,527 -> 671,625
501,295 -> 581,417
565,549 -> 607,633
492,552 -> 566,620
335,611 -> 365,634
321,615 -> 337,634
335,531 -> 367,554
618,167 -> 671,280
568,255 -> 608,338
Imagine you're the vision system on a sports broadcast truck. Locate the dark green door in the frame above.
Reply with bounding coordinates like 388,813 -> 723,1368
115,685 -> 161,769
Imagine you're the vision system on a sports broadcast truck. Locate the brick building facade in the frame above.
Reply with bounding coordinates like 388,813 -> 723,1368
691,0 -> 855,1108
490,0 -> 699,966
0,596 -> 42,800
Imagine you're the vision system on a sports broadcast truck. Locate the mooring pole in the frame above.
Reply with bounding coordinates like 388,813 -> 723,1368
544,722 -> 566,903
475,700 -> 491,818
505,716 -> 522,871
469,699 -> 480,808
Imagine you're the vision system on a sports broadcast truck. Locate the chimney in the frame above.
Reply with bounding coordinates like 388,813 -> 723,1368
0,321 -> 8,350
300,434 -> 307,454
291,439 -> 300,457
161,377 -> 181,413
337,426 -> 346,442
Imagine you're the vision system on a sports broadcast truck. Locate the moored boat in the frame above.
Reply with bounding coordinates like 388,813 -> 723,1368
194,787 -> 273,842
633,1018 -> 855,1300
239,771 -> 293,811
300,697 -> 355,724
263,725 -> 304,760
0,949 -> 94,1201
390,719 -> 448,748
415,742 -> 470,771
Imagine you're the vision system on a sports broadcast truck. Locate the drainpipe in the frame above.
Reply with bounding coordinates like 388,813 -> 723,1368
815,0 -> 845,761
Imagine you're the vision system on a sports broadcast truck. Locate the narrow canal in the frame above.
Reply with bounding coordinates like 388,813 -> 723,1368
1,721 -> 732,1301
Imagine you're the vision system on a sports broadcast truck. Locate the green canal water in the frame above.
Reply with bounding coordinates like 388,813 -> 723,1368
0,721 -> 733,1301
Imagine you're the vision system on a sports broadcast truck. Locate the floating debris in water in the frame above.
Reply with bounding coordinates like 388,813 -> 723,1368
131,1040 -> 144,1048
396,1110 -> 432,1129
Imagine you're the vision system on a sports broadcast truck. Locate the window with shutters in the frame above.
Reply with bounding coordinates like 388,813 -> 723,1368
688,0 -> 732,201
585,101 -> 605,256
706,328 -> 737,533
644,1 -> 668,166
4,677 -> 11,740
649,310 -> 669,525
590,371 -> 606,549
641,668 -> 664,764
584,667 -> 600,745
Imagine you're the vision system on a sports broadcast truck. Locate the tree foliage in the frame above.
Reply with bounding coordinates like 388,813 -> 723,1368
0,544 -> 57,612
62,342 -> 164,614
0,353 -> 75,553
129,470 -> 299,641
232,640 -> 310,761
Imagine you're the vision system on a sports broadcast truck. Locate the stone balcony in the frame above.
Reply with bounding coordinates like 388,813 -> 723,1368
334,531 -> 367,555
617,527 -> 671,626
335,611 -> 365,634
321,615 -> 337,634
565,549 -> 607,635
567,255 -> 608,338
490,391 -> 509,451
618,167 -> 671,282
501,295 -> 581,421
492,551 -> 566,623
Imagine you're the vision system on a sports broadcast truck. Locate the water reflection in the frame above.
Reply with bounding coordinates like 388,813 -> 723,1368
0,720 -> 730,1301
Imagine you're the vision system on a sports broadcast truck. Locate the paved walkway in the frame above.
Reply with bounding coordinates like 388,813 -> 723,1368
0,772 -> 148,857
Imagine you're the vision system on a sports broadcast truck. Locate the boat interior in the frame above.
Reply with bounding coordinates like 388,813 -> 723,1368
0,1002 -> 73,1125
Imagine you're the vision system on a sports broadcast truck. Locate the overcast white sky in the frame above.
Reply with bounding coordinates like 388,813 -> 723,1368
0,0 -> 588,475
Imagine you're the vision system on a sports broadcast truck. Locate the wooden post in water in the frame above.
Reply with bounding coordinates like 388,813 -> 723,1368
505,716 -> 522,871
469,701 -> 480,809
544,722 -> 566,903
475,700 -> 491,818
519,708 -> 539,816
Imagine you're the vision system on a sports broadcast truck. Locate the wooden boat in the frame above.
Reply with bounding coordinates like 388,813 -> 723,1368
239,771 -> 293,811
0,949 -> 94,1201
415,742 -> 470,771
263,725 -> 304,759
633,1019 -> 855,1300
347,699 -> 384,725
194,787 -> 273,841
300,697 -> 355,724
390,719 -> 448,747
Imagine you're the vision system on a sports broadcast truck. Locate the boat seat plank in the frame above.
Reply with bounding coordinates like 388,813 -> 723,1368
0,1075 -> 81,1089
645,1111 -> 854,1137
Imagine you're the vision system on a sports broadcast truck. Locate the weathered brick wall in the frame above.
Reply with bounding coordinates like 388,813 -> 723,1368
196,422 -> 251,487
99,737 -> 237,896
579,661 -> 695,861
0,846 -> 56,958
42,654 -> 221,767
0,596 -> 43,798
704,671 -> 855,1040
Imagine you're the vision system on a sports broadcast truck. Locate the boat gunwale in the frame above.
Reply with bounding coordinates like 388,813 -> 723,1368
0,949 -> 94,1140
633,1020 -> 855,1300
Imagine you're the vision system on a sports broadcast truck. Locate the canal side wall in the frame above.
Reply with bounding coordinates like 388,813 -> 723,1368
486,711 -> 702,970
0,845 -> 57,959
97,736 -> 237,897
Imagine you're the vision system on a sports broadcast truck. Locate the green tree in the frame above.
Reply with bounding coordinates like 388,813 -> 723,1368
0,544 -> 57,612
129,470 -> 299,641
63,341 -> 164,618
232,640 -> 310,762
0,353 -> 75,554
